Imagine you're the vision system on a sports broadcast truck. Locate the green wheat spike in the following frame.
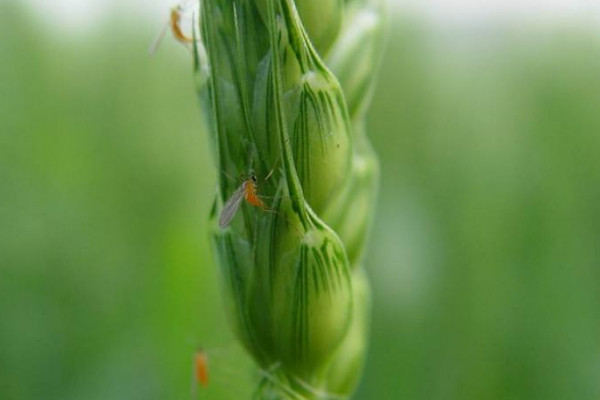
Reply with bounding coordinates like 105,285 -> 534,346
193,0 -> 387,398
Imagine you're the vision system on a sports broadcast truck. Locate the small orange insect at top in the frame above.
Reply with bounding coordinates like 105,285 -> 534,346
194,349 -> 209,388
169,5 -> 194,45
148,2 -> 198,55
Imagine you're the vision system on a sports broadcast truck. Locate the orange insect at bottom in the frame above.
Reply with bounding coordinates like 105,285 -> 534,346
194,350 -> 209,388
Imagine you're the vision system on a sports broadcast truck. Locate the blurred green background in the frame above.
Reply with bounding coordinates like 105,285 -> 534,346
2,1 -> 600,399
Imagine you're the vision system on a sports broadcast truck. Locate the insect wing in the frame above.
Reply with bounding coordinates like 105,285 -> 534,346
148,19 -> 170,56
219,184 -> 245,228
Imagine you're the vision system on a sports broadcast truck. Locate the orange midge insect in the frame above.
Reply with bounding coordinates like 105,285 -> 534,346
194,349 -> 209,388
169,5 -> 194,44
219,173 -> 269,228
148,2 -> 198,55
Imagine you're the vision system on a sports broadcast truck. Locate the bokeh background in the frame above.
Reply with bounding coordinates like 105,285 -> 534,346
2,1 -> 600,399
